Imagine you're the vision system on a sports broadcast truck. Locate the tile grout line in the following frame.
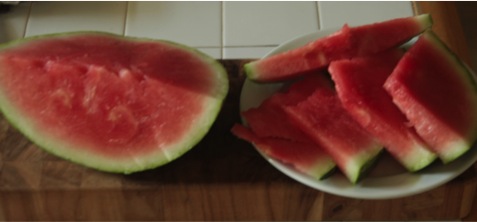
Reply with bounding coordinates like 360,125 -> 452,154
223,45 -> 279,48
220,1 -> 224,59
315,1 -> 321,30
22,2 -> 33,38
122,1 -> 129,36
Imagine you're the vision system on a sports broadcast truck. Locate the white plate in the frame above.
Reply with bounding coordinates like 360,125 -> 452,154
239,28 -> 477,199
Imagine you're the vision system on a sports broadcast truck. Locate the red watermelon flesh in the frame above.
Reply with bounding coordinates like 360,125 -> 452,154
231,124 -> 335,180
384,31 -> 477,163
284,73 -> 383,183
245,14 -> 433,83
236,73 -> 336,179
242,104 -> 311,143
242,73 -> 325,142
245,26 -> 353,82
329,49 -> 437,172
0,32 -> 229,173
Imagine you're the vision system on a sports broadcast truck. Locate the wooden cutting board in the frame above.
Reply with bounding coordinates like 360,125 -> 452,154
1,2 -> 476,220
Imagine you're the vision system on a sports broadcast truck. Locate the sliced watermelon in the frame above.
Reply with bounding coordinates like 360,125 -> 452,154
237,73 -> 336,179
242,72 -> 324,142
245,14 -> 433,83
283,73 -> 383,183
0,32 -> 229,173
384,30 -> 477,163
231,124 -> 335,180
329,50 -> 437,172
241,91 -> 312,142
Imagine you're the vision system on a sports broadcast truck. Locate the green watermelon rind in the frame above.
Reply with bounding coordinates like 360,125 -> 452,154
415,14 -> 433,36
398,142 -> 437,172
344,145 -> 383,184
0,31 -> 229,174
416,13 -> 432,25
254,141 -> 337,181
243,63 -> 257,80
421,31 -> 477,163
303,156 -> 337,180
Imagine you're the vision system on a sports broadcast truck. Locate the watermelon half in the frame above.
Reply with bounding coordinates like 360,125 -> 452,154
384,30 -> 477,163
329,49 -> 437,172
244,14 -> 433,83
0,32 -> 229,173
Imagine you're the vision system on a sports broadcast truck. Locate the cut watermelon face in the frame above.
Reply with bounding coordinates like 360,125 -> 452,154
231,124 -> 335,180
0,32 -> 229,173
384,30 -> 477,163
244,14 -> 433,83
234,74 -> 337,180
329,50 -> 437,172
283,73 -> 383,183
242,72 -> 324,142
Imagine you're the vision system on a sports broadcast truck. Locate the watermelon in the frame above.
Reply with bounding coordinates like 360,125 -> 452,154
0,32 -> 229,173
242,96 -> 313,143
384,30 -> 477,163
244,14 -> 433,83
242,72 -> 323,142
283,73 -> 383,183
329,49 -> 437,172
235,74 -> 336,179
231,124 -> 335,180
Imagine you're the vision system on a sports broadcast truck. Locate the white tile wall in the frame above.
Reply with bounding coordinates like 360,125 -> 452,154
0,1 -> 414,59
126,2 -> 221,47
318,1 -> 414,29
223,46 -> 277,60
223,1 -> 319,47
25,2 -> 127,36
0,2 -> 30,42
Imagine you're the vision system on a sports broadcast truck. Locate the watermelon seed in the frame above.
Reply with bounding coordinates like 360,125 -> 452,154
119,69 -> 133,79
118,68 -> 145,82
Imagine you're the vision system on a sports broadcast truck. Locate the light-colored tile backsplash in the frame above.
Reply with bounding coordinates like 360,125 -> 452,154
126,2 -> 221,47
25,2 -> 127,37
0,2 -> 30,42
1,1 -> 414,59
196,47 -> 222,59
223,1 -> 319,47
318,1 -> 414,29
223,46 -> 277,59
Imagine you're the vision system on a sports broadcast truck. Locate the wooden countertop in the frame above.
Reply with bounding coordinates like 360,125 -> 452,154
1,1 -> 476,221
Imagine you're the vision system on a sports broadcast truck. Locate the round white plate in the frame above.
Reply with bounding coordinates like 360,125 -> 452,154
239,28 -> 477,199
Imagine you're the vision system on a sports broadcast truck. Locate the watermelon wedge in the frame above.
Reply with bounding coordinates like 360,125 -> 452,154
283,73 -> 383,183
384,30 -> 477,163
245,14 -> 433,83
231,124 -> 335,180
242,72 -> 323,142
0,32 -> 229,173
329,50 -> 437,172
235,73 -> 336,179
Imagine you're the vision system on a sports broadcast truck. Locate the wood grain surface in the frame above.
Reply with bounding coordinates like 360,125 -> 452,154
1,1 -> 477,221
